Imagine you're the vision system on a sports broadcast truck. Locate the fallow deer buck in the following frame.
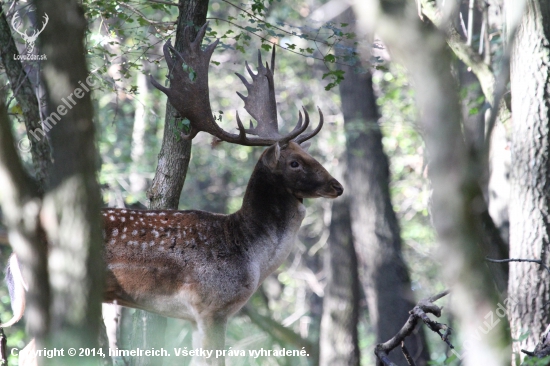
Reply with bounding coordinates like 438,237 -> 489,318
3,23 -> 343,365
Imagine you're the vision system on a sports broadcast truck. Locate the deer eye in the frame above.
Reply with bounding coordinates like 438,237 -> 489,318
290,161 -> 300,168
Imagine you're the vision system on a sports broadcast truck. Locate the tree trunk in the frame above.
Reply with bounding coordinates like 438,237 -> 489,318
508,0 -> 550,357
129,1 -> 210,365
34,0 -> 104,364
343,69 -> 429,366
334,8 -> 429,365
319,195 -> 360,366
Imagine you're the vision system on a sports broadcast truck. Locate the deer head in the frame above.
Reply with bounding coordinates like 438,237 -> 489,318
11,12 -> 49,54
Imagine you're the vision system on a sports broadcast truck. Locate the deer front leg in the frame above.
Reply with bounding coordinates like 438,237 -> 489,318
193,316 -> 227,366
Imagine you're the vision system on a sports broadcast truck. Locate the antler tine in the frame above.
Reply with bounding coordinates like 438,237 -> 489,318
278,107 -> 311,146
293,107 -> 324,144
245,61 -> 256,79
269,46 -> 276,74
257,50 -> 267,73
161,39 -> 176,72
235,75 -> 251,91
192,22 -> 209,49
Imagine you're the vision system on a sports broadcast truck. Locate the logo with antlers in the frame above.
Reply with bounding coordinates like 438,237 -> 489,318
11,12 -> 49,54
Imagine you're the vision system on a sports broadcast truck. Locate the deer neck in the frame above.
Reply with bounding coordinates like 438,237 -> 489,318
234,162 -> 306,282
239,162 -> 304,224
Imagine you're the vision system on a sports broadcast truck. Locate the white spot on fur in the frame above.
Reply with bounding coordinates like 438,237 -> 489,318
121,210 -> 127,213
123,227 -> 127,233
130,216 -> 134,220
121,234 -> 127,239
109,239 -> 115,245
132,230 -> 138,236
121,217 -> 126,222
112,229 -> 119,237
110,215 -> 115,221
152,230 -> 159,238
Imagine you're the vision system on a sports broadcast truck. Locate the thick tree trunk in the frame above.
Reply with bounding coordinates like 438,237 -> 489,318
129,1 -> 210,365
34,0 -> 104,364
508,0 -> 550,357
319,196 -> 360,366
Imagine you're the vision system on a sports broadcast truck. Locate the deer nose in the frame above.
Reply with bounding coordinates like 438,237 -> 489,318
331,179 -> 344,196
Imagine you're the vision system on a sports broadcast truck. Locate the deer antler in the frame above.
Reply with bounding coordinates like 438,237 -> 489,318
152,22 -> 324,146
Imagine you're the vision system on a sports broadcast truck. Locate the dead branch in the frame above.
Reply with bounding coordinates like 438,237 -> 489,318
485,257 -> 550,277
375,291 -> 451,365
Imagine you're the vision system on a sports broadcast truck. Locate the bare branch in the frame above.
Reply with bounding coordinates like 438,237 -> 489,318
119,2 -> 175,27
374,291 -> 452,365
486,257 -> 550,277
148,0 -> 178,6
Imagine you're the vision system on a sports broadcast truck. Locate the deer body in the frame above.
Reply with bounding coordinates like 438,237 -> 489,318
103,164 -> 306,320
102,142 -> 341,364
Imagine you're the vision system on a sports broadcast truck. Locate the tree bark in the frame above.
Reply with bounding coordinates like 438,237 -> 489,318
34,0 -> 104,364
129,1 -> 210,365
508,0 -> 550,357
0,7 -> 52,191
319,196 -> 360,366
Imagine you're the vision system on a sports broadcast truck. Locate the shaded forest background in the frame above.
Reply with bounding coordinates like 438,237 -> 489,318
0,0 -> 547,365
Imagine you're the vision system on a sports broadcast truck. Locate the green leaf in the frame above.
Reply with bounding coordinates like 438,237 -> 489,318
324,54 -> 336,63
211,60 -> 220,66
189,71 -> 196,81
261,44 -> 272,52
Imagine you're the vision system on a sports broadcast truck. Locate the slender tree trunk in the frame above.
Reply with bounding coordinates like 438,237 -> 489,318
319,195 -> 360,366
34,0 -> 104,364
129,1 -> 210,365
508,0 -> 550,357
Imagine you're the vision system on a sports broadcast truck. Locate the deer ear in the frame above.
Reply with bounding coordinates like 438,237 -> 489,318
300,141 -> 311,152
262,143 -> 280,170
